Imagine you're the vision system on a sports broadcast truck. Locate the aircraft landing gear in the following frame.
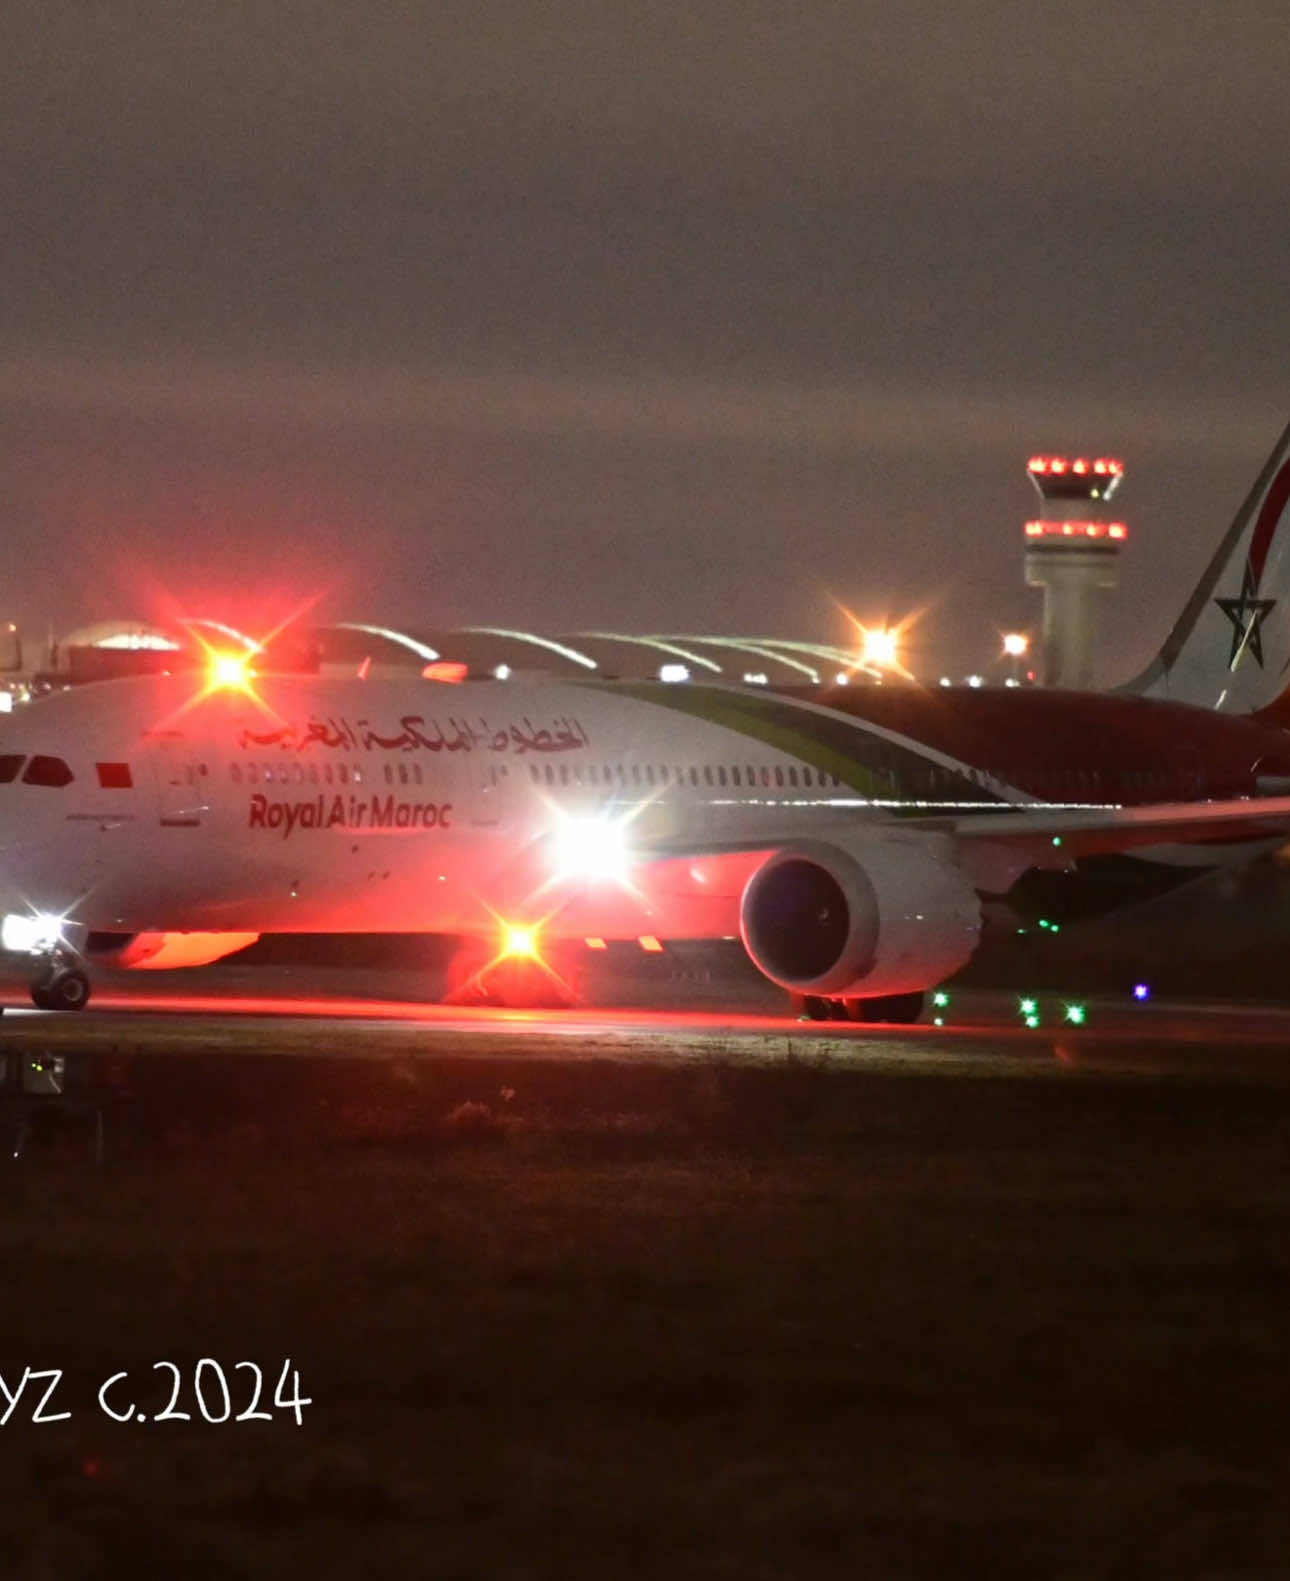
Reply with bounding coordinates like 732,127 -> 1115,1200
792,991 -> 925,1025
30,951 -> 91,1012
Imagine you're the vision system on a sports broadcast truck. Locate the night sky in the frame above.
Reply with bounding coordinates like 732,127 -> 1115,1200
4,3 -> 1289,680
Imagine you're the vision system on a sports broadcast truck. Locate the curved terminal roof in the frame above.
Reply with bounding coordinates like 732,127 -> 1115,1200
56,619 -> 884,687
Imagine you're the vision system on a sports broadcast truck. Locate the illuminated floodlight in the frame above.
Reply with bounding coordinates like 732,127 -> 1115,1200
742,672 -> 769,686
494,664 -> 512,680
1133,983 -> 1151,1002
2,911 -> 64,953
551,813 -> 632,885
1002,632 -> 1029,658
860,628 -> 900,669
834,672 -> 851,686
0,693 -> 11,715
1064,1003 -> 1087,1026
659,664 -> 690,683
966,674 -> 984,689
933,1017 -> 944,1027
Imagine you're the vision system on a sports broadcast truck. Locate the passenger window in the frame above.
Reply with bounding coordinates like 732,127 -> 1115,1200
703,766 -> 713,786
23,755 -> 73,788
732,766 -> 741,787
338,764 -> 349,785
774,767 -> 784,788
230,763 -> 242,785
398,764 -> 408,785
308,763 -> 318,785
0,755 -> 23,783
717,765 -> 727,786
788,767 -> 798,787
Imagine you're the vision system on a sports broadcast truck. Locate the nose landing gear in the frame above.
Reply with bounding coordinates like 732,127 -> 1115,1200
29,950 -> 91,1012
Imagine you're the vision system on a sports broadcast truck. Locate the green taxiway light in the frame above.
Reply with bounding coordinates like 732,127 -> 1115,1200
1064,1003 -> 1087,1026
933,1016 -> 945,1027
932,990 -> 950,1009
1019,997 -> 1038,1016
1052,836 -> 1063,847
1024,1014 -> 1040,1028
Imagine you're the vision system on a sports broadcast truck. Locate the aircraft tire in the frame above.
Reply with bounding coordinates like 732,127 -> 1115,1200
31,969 -> 90,1012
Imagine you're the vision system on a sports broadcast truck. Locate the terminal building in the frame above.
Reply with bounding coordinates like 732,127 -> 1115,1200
23,619 -> 887,691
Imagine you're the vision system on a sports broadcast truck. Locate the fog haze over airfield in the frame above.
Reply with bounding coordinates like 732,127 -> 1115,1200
3,3 -> 1289,680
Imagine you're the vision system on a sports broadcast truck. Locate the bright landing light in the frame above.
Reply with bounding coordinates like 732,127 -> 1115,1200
2,911 -> 64,953
208,651 -> 255,691
504,926 -> 538,958
551,814 -> 633,884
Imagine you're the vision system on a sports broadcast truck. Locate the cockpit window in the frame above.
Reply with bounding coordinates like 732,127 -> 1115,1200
0,755 -> 24,783
22,756 -> 74,788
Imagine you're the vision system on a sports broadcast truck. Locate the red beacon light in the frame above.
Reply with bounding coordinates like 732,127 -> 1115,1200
1024,521 -> 1129,541
1028,455 -> 1125,475
423,661 -> 469,683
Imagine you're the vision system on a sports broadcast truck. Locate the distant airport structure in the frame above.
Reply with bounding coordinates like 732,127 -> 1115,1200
29,619 -> 886,690
1024,455 -> 1127,688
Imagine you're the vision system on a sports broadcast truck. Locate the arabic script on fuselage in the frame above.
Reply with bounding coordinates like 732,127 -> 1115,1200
236,713 -> 590,755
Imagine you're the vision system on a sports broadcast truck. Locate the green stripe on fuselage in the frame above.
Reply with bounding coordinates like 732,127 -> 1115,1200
580,681 -> 1006,814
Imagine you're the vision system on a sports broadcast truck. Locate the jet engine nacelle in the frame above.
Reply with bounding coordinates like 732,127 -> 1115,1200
738,837 -> 981,997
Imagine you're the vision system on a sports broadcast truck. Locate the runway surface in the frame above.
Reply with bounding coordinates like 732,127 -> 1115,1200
2,970 -> 1290,1080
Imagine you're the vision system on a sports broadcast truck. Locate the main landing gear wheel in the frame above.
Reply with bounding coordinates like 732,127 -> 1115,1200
30,967 -> 91,1012
793,994 -> 850,1021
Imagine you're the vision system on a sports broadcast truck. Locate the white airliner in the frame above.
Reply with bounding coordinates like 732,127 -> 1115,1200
6,418 -> 1290,1019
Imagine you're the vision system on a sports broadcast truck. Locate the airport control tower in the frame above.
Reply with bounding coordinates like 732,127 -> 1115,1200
1024,455 -> 1126,688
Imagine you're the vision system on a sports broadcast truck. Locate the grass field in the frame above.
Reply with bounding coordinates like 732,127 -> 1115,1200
1,1051 -> 1289,1578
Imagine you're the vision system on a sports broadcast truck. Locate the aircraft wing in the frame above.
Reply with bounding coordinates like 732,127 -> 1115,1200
618,795 -> 1290,908
946,795 -> 1290,858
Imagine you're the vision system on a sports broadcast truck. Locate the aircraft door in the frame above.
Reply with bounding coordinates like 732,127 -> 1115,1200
148,732 -> 206,827
468,755 -> 504,827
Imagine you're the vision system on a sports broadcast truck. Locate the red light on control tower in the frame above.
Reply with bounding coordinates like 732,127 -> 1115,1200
1024,452 -> 1128,688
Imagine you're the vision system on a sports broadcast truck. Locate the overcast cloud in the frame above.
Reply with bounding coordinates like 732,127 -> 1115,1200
3,2 -> 1289,676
